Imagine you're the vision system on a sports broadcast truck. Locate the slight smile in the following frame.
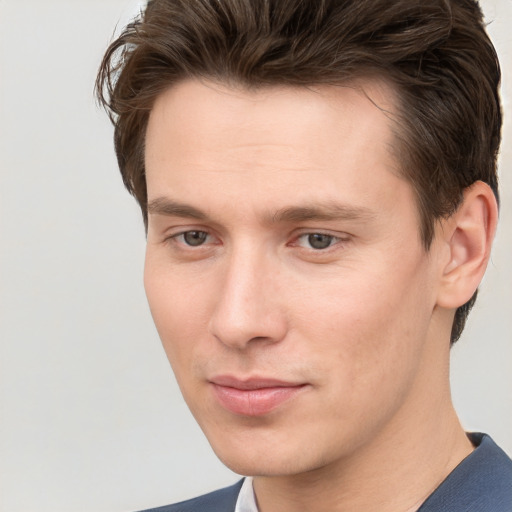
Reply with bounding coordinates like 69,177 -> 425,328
209,376 -> 309,416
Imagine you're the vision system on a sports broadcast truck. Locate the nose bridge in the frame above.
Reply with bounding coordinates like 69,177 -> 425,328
209,241 -> 286,349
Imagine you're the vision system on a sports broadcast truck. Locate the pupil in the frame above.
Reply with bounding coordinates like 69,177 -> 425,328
308,233 -> 332,249
184,231 -> 207,246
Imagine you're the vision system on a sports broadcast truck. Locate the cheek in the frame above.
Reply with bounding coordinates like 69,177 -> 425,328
143,254 -> 211,371
294,256 -> 435,396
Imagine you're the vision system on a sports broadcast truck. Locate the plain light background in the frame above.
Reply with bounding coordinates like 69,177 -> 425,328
0,1 -> 510,511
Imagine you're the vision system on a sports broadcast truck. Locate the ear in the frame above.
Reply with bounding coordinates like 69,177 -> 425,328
436,181 -> 499,309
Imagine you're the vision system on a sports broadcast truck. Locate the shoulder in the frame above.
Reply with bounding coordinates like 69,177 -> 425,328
135,479 -> 244,512
419,433 -> 512,512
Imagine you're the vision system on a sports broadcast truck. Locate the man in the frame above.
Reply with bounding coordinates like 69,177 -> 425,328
96,0 -> 512,510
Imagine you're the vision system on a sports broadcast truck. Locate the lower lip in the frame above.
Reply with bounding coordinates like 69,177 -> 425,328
211,384 -> 306,416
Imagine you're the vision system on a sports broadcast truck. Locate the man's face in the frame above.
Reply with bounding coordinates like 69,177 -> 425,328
144,80 -> 447,476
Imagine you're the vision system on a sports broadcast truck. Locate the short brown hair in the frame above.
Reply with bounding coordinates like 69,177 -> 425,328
96,0 -> 501,343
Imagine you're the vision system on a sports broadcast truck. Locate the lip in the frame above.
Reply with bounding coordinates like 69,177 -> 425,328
209,375 -> 308,416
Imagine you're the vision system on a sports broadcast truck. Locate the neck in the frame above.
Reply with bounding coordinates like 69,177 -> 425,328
253,333 -> 473,512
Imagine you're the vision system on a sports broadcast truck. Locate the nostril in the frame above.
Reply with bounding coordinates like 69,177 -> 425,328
209,308 -> 288,350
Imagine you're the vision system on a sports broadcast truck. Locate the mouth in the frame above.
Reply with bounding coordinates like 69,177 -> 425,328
209,375 -> 308,416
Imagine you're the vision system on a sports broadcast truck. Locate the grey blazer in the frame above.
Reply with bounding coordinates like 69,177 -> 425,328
138,434 -> 512,512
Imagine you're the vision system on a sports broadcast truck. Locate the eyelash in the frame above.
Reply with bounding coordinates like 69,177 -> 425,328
293,232 -> 346,251
171,230 -> 212,246
167,230 -> 348,252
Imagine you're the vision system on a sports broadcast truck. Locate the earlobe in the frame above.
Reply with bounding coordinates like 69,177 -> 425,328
436,181 -> 498,309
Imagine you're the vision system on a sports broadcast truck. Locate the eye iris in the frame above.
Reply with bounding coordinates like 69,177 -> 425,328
308,233 -> 333,249
183,231 -> 207,246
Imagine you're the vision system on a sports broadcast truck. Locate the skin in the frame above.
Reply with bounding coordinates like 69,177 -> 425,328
143,79 -> 496,511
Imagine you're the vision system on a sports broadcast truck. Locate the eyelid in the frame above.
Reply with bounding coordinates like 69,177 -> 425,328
164,227 -> 219,247
289,230 -> 351,251
161,223 -> 212,237
292,229 -> 350,240
174,231 -> 209,245
160,226 -> 350,251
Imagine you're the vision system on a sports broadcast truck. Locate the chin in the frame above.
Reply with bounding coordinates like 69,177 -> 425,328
215,451 -> 302,477
206,430 -> 329,478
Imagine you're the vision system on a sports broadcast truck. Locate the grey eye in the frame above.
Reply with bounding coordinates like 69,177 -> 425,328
183,231 -> 208,246
307,233 -> 334,249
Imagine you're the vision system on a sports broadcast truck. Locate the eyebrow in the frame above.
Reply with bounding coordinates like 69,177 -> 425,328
147,197 -> 208,220
270,204 -> 376,223
147,197 -> 376,224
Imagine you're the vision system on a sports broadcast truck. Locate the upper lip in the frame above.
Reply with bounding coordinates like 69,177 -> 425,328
209,375 -> 305,390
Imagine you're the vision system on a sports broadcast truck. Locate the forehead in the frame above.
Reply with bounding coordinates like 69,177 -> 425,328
144,79 -> 414,226
146,79 -> 398,163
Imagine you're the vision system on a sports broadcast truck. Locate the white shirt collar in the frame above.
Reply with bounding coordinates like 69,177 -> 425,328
234,477 -> 259,512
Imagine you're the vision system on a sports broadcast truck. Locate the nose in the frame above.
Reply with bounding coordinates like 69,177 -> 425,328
208,247 -> 288,350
